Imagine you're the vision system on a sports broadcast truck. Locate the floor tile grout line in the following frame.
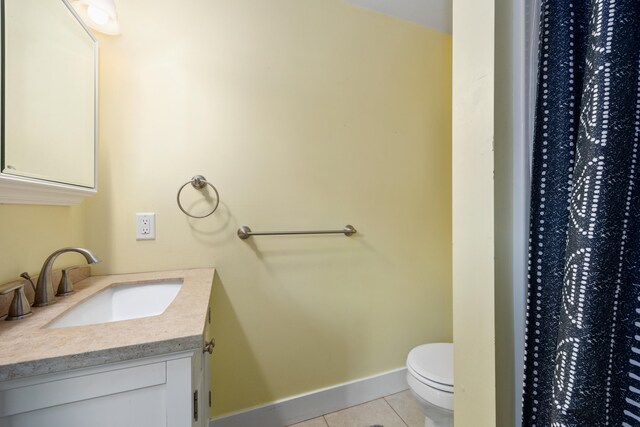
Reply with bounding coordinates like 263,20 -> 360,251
382,396 -> 410,427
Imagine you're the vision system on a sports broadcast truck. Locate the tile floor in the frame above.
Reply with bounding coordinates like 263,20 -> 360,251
287,390 -> 425,427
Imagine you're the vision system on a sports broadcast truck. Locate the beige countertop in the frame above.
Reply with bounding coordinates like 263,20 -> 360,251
0,268 -> 215,382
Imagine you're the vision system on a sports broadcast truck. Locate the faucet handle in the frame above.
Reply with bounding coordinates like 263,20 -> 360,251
56,267 -> 80,297
0,282 -> 33,321
19,272 -> 36,292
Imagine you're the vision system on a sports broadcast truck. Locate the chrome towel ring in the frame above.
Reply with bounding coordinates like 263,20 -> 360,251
177,175 -> 220,218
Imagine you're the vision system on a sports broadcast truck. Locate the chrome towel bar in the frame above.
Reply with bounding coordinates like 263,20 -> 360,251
237,225 -> 357,240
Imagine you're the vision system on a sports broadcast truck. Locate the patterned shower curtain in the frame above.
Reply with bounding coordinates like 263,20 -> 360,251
521,0 -> 640,426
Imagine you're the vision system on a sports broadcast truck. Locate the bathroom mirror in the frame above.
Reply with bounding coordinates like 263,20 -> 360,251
0,0 -> 98,205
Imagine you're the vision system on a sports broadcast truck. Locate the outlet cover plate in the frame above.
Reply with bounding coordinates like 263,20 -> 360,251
136,213 -> 156,240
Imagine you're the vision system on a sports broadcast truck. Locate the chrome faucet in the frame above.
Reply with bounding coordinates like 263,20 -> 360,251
34,247 -> 100,307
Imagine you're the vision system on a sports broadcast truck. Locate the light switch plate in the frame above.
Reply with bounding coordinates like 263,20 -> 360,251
136,213 -> 156,240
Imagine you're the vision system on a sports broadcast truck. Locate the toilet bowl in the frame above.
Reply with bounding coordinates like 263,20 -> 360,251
406,343 -> 453,427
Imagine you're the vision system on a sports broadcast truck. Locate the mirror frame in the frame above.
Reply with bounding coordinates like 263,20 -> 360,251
0,0 -> 98,205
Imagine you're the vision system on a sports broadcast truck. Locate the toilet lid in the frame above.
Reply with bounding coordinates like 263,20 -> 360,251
407,343 -> 453,391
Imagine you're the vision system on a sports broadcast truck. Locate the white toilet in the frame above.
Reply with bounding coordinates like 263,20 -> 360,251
406,343 -> 454,427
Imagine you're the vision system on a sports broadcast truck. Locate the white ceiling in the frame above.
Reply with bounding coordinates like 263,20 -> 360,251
343,0 -> 452,34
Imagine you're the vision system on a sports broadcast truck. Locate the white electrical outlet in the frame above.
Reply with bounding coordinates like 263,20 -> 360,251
136,213 -> 156,240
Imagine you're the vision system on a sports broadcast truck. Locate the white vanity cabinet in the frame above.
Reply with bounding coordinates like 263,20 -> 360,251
0,349 -> 210,427
0,269 -> 215,427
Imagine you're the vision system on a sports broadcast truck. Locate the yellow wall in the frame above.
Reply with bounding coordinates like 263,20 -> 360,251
452,0 -> 497,424
0,204 -> 87,284
86,0 -> 453,416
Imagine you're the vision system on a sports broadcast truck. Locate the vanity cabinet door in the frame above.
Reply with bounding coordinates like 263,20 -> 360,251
202,349 -> 212,424
0,351 -> 204,427
189,342 -> 211,427
0,359 -> 168,427
2,385 -> 168,427
190,349 -> 206,427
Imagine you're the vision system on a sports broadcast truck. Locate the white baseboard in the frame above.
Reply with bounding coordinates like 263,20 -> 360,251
209,367 -> 408,427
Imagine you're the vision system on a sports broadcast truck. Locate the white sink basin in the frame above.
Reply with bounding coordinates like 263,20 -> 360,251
48,279 -> 183,328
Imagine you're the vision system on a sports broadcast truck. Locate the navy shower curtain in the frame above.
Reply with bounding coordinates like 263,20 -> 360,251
521,0 -> 640,426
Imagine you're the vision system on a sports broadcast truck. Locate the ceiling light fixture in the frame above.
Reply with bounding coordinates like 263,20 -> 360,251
71,0 -> 120,35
